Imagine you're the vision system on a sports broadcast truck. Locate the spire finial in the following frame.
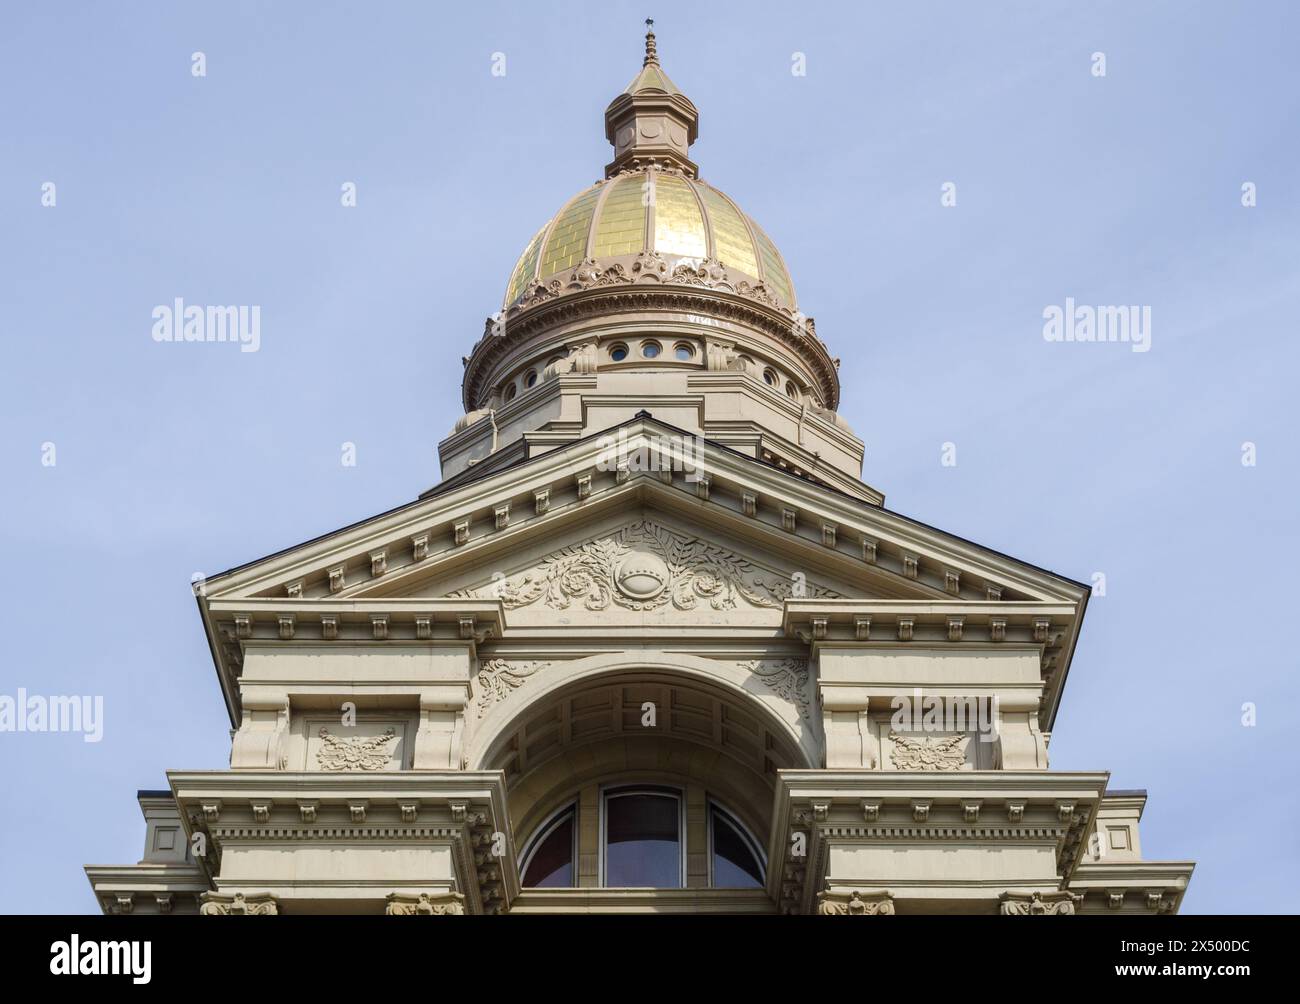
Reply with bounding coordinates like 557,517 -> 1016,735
604,17 -> 698,178
644,18 -> 658,67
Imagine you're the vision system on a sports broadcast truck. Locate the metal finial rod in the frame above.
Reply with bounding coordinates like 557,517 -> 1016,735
644,18 -> 658,66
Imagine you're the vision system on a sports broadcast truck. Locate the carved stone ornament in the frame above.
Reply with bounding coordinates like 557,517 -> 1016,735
461,519 -> 838,613
385,892 -> 466,916
512,240 -> 790,310
887,732 -> 969,771
315,727 -> 398,771
199,892 -> 279,916
816,888 -> 896,916
468,282 -> 838,417
999,891 -> 1081,916
741,658 -> 812,720
474,659 -> 550,717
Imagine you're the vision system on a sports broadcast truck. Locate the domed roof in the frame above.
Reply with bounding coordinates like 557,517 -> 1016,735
503,169 -> 797,312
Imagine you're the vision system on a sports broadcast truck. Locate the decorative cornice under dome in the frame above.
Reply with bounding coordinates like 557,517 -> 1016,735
463,283 -> 841,413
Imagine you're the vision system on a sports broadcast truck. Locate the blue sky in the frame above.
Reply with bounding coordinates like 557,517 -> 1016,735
1,0 -> 1296,914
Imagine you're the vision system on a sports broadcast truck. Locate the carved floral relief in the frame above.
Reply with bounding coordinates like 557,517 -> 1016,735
887,732 -> 970,771
458,519 -> 838,614
999,891 -> 1081,916
315,727 -> 398,771
474,660 -> 550,718
385,892 -> 466,916
742,658 -> 812,721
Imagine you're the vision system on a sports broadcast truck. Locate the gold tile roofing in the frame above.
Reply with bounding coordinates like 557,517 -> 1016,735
504,169 -> 797,311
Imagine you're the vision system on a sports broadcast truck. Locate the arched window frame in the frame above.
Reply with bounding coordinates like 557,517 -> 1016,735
707,799 -> 768,888
519,802 -> 578,888
517,787 -> 767,890
598,784 -> 685,889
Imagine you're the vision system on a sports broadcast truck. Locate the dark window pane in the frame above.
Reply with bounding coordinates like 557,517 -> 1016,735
605,792 -> 680,887
522,812 -> 574,888
712,809 -> 764,888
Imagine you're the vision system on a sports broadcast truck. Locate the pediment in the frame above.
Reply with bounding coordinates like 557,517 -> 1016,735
195,414 -> 1090,728
430,512 -> 847,624
199,416 -> 1086,613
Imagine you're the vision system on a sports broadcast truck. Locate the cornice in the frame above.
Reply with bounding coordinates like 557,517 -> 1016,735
773,769 -> 1110,800
1097,793 -> 1148,816
168,768 -> 510,801
84,863 -> 211,915
83,863 -> 208,886
768,769 -> 1107,913
208,598 -> 504,643
1068,859 -> 1194,913
1070,860 -> 1196,885
464,284 -> 840,412
784,600 -> 1077,707
169,769 -> 520,914
204,415 -> 1082,606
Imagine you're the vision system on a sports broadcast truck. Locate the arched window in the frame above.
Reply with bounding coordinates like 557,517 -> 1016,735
518,790 -> 765,889
602,786 -> 682,887
520,804 -> 577,888
709,802 -> 765,889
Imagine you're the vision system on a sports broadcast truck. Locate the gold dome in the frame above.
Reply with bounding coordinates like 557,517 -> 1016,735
503,170 -> 797,312
502,22 -> 796,314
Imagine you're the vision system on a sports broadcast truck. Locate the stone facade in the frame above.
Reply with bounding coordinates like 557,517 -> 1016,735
84,26 -> 1193,916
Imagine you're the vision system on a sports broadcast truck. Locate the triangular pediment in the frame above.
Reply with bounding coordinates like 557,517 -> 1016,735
417,511 -> 850,618
200,415 -> 1086,611
198,415 -> 1089,725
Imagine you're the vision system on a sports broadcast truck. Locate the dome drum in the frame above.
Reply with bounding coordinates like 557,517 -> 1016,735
462,288 -> 840,415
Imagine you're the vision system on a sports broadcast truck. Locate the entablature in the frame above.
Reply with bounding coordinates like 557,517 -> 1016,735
208,598 -> 503,645
1068,859 -> 1194,915
786,599 -> 1077,720
84,863 -> 209,916
767,769 -> 1107,914
169,769 -> 520,915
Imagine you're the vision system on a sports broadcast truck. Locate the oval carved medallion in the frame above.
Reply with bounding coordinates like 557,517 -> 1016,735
614,548 -> 670,600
